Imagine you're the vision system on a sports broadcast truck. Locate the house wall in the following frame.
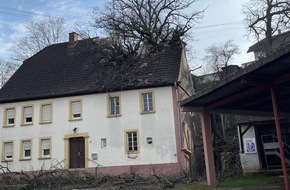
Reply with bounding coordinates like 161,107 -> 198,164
175,42 -> 202,175
238,125 -> 261,174
0,86 -> 180,175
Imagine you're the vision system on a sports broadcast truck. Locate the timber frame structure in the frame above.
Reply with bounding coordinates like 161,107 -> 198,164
181,47 -> 290,189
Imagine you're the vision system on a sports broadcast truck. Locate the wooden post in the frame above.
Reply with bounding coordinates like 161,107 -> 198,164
200,111 -> 217,186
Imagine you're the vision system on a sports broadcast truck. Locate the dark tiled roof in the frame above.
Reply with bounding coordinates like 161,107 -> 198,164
248,30 -> 290,53
0,38 -> 183,103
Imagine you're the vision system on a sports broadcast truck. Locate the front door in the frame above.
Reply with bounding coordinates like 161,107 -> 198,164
69,137 -> 85,168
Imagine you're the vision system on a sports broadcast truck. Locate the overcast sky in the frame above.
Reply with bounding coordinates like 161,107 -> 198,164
0,0 -> 256,75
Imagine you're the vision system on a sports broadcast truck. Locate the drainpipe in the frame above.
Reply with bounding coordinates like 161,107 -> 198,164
174,81 -> 183,149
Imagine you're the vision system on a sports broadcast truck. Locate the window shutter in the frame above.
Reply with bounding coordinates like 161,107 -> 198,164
5,143 -> 12,156
72,102 -> 81,114
23,141 -> 31,150
25,107 -> 32,117
42,140 -> 50,150
42,105 -> 51,121
7,109 -> 14,119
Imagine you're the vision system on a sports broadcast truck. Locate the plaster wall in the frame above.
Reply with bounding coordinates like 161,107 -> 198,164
0,86 -> 178,173
239,125 -> 261,174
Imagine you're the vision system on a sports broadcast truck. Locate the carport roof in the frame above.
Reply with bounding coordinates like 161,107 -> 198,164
181,46 -> 290,115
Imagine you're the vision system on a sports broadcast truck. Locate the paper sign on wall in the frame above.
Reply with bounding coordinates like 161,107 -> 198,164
244,138 -> 257,153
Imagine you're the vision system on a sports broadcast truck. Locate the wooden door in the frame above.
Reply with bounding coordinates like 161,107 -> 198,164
69,137 -> 85,168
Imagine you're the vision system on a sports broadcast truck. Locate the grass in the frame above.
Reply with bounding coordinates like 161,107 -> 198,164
218,175 -> 284,187
175,182 -> 211,190
176,175 -> 284,189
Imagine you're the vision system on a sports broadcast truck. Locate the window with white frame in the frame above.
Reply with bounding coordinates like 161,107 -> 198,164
23,106 -> 33,124
22,140 -> 31,159
109,96 -> 120,116
5,108 -> 15,126
126,131 -> 138,153
4,142 -> 13,160
70,100 -> 82,120
40,139 -> 51,158
141,92 -> 154,113
40,104 -> 52,123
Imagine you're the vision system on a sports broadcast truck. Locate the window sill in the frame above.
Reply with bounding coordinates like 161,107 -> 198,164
39,121 -> 52,125
20,123 -> 33,126
126,152 -> 139,159
107,114 -> 122,118
140,111 -> 155,115
68,118 -> 82,122
1,159 -> 13,162
19,158 -> 31,161
38,157 -> 51,160
3,125 -> 15,128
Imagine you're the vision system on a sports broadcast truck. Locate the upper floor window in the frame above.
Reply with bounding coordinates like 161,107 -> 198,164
108,96 -> 120,116
140,91 -> 155,113
69,100 -> 82,121
22,105 -> 33,125
20,139 -> 32,160
39,138 -> 51,159
2,141 -> 13,161
40,103 -> 52,123
4,107 -> 15,127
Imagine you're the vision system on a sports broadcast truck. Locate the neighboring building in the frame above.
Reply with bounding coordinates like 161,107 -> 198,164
248,30 -> 290,60
0,33 -> 195,176
238,119 -> 290,175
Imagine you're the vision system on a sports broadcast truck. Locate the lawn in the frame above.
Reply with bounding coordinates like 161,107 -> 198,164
175,175 -> 284,189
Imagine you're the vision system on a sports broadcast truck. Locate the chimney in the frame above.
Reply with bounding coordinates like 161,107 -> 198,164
278,29 -> 281,35
69,32 -> 78,44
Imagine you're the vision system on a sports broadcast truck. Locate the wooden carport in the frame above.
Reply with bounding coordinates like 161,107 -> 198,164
181,47 -> 290,189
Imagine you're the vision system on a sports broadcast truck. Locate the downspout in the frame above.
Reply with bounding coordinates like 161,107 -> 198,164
174,81 -> 183,149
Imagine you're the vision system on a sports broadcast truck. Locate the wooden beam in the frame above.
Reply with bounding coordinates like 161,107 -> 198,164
200,111 -> 217,187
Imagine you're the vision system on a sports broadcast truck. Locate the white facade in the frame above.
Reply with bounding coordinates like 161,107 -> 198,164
0,86 -> 179,172
238,125 -> 260,173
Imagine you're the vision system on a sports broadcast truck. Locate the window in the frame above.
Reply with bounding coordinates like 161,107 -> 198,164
40,103 -> 52,123
20,139 -> 32,160
4,108 -> 15,127
125,131 -> 139,154
2,141 -> 13,161
108,96 -> 120,116
39,138 -> 51,159
22,105 -> 33,125
69,100 -> 82,120
101,138 -> 107,148
140,91 -> 155,113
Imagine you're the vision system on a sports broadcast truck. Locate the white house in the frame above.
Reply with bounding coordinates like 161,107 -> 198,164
0,33 -> 195,176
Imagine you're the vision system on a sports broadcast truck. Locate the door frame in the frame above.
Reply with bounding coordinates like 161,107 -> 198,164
64,133 -> 89,168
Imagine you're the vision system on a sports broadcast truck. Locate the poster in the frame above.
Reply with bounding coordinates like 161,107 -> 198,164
244,138 -> 257,153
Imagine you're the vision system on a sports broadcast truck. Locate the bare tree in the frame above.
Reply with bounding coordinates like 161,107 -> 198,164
243,0 -> 290,53
9,17 -> 67,61
92,0 -> 205,53
0,60 -> 19,88
203,40 -> 240,74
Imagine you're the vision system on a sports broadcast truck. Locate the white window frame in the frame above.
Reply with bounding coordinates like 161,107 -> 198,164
22,105 -> 33,125
125,130 -> 139,154
20,139 -> 32,160
40,103 -> 52,123
4,107 -> 15,127
69,100 -> 82,121
2,141 -> 13,161
39,138 -> 51,159
108,96 -> 120,116
140,91 -> 155,113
